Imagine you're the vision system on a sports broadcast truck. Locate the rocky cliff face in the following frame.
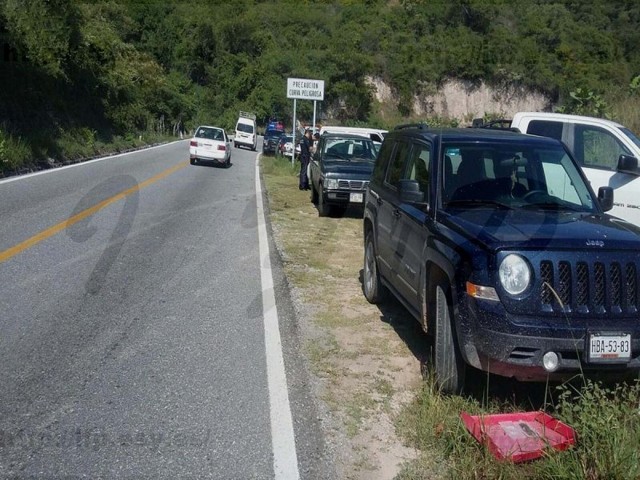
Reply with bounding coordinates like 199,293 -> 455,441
366,77 -> 552,122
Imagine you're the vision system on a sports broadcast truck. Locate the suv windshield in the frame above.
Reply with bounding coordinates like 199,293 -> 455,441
322,138 -> 377,161
442,142 -> 596,212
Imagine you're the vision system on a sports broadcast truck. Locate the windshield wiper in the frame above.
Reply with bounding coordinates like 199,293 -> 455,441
521,201 -> 586,212
446,199 -> 513,210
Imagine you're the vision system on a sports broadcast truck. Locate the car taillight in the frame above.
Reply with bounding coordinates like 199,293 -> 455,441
217,145 -> 226,151
190,140 -> 198,147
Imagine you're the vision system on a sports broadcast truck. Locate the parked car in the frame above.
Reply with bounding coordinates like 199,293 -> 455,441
262,128 -> 285,155
189,126 -> 232,167
363,125 -> 640,394
309,133 -> 378,216
277,134 -> 300,157
476,112 -> 640,228
509,112 -> 640,228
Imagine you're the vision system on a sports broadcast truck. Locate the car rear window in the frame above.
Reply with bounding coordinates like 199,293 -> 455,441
196,127 -> 224,140
237,123 -> 254,134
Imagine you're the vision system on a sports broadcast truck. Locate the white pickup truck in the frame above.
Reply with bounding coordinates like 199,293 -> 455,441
484,112 -> 640,227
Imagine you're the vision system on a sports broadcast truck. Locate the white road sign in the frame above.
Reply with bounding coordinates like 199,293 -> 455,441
287,78 -> 324,101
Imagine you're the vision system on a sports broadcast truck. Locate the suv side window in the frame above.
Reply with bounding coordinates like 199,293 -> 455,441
575,124 -> 630,170
371,140 -> 394,185
527,120 -> 563,141
385,141 -> 410,190
405,143 -> 431,197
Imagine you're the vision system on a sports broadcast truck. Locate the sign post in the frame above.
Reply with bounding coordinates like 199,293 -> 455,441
291,99 -> 297,163
287,77 -> 325,165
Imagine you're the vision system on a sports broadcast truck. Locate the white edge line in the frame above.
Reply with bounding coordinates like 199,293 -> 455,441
255,153 -> 300,480
0,140 -> 188,185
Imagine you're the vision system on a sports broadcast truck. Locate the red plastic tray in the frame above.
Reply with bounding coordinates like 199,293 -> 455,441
460,411 -> 576,462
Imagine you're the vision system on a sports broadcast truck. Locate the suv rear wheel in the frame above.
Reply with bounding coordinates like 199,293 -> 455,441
363,231 -> 387,303
433,285 -> 466,394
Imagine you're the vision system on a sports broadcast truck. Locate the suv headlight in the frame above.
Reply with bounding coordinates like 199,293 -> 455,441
499,254 -> 531,295
325,178 -> 339,190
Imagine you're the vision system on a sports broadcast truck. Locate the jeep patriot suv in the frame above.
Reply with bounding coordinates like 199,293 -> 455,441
363,125 -> 640,393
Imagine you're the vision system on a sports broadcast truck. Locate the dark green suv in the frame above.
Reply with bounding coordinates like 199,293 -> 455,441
363,125 -> 640,394
309,133 -> 378,216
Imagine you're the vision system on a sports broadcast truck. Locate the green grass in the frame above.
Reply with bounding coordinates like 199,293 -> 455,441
0,126 -> 175,177
395,373 -> 640,480
0,129 -> 31,173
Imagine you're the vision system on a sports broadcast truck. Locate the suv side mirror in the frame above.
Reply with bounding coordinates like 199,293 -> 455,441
617,154 -> 638,175
399,179 -> 427,205
598,186 -> 614,212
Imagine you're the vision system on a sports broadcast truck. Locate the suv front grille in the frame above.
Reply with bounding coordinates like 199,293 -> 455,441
338,180 -> 368,190
539,259 -> 638,315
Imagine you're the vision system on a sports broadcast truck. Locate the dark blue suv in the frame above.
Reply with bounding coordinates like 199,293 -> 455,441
363,126 -> 640,393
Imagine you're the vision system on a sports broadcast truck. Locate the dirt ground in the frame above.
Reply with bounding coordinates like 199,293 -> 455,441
264,177 -> 431,479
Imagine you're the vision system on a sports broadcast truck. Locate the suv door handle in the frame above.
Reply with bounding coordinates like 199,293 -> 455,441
392,209 -> 401,218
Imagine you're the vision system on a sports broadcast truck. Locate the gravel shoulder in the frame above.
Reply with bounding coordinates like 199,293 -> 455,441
262,163 -> 430,479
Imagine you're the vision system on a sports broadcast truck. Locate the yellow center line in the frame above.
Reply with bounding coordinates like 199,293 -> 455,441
0,161 -> 188,263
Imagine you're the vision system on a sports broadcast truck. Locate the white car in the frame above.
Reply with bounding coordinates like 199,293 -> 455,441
509,112 -> 640,227
189,126 -> 232,168
277,134 -> 301,157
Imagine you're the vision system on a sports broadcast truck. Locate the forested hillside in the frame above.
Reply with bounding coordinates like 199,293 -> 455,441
1,0 -> 639,173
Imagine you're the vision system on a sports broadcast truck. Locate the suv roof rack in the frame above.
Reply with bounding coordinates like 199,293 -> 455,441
394,122 -> 428,130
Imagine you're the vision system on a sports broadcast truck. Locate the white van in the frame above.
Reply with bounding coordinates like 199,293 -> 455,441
234,111 -> 257,151
319,126 -> 387,144
510,112 -> 640,227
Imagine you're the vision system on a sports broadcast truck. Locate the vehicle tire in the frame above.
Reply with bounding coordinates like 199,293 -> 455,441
310,183 -> 319,204
433,285 -> 466,394
363,231 -> 387,304
190,158 -> 196,165
318,189 -> 331,217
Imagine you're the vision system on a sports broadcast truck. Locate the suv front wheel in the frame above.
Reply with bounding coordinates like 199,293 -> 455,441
433,285 -> 466,394
363,231 -> 387,303
318,188 -> 331,217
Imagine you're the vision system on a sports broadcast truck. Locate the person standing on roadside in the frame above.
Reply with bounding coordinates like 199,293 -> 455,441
311,132 -> 320,155
299,129 -> 312,190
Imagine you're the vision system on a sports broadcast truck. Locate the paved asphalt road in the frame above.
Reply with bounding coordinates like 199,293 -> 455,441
0,141 -> 334,479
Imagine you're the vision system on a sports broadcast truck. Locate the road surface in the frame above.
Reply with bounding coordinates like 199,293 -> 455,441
0,141 -> 334,479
